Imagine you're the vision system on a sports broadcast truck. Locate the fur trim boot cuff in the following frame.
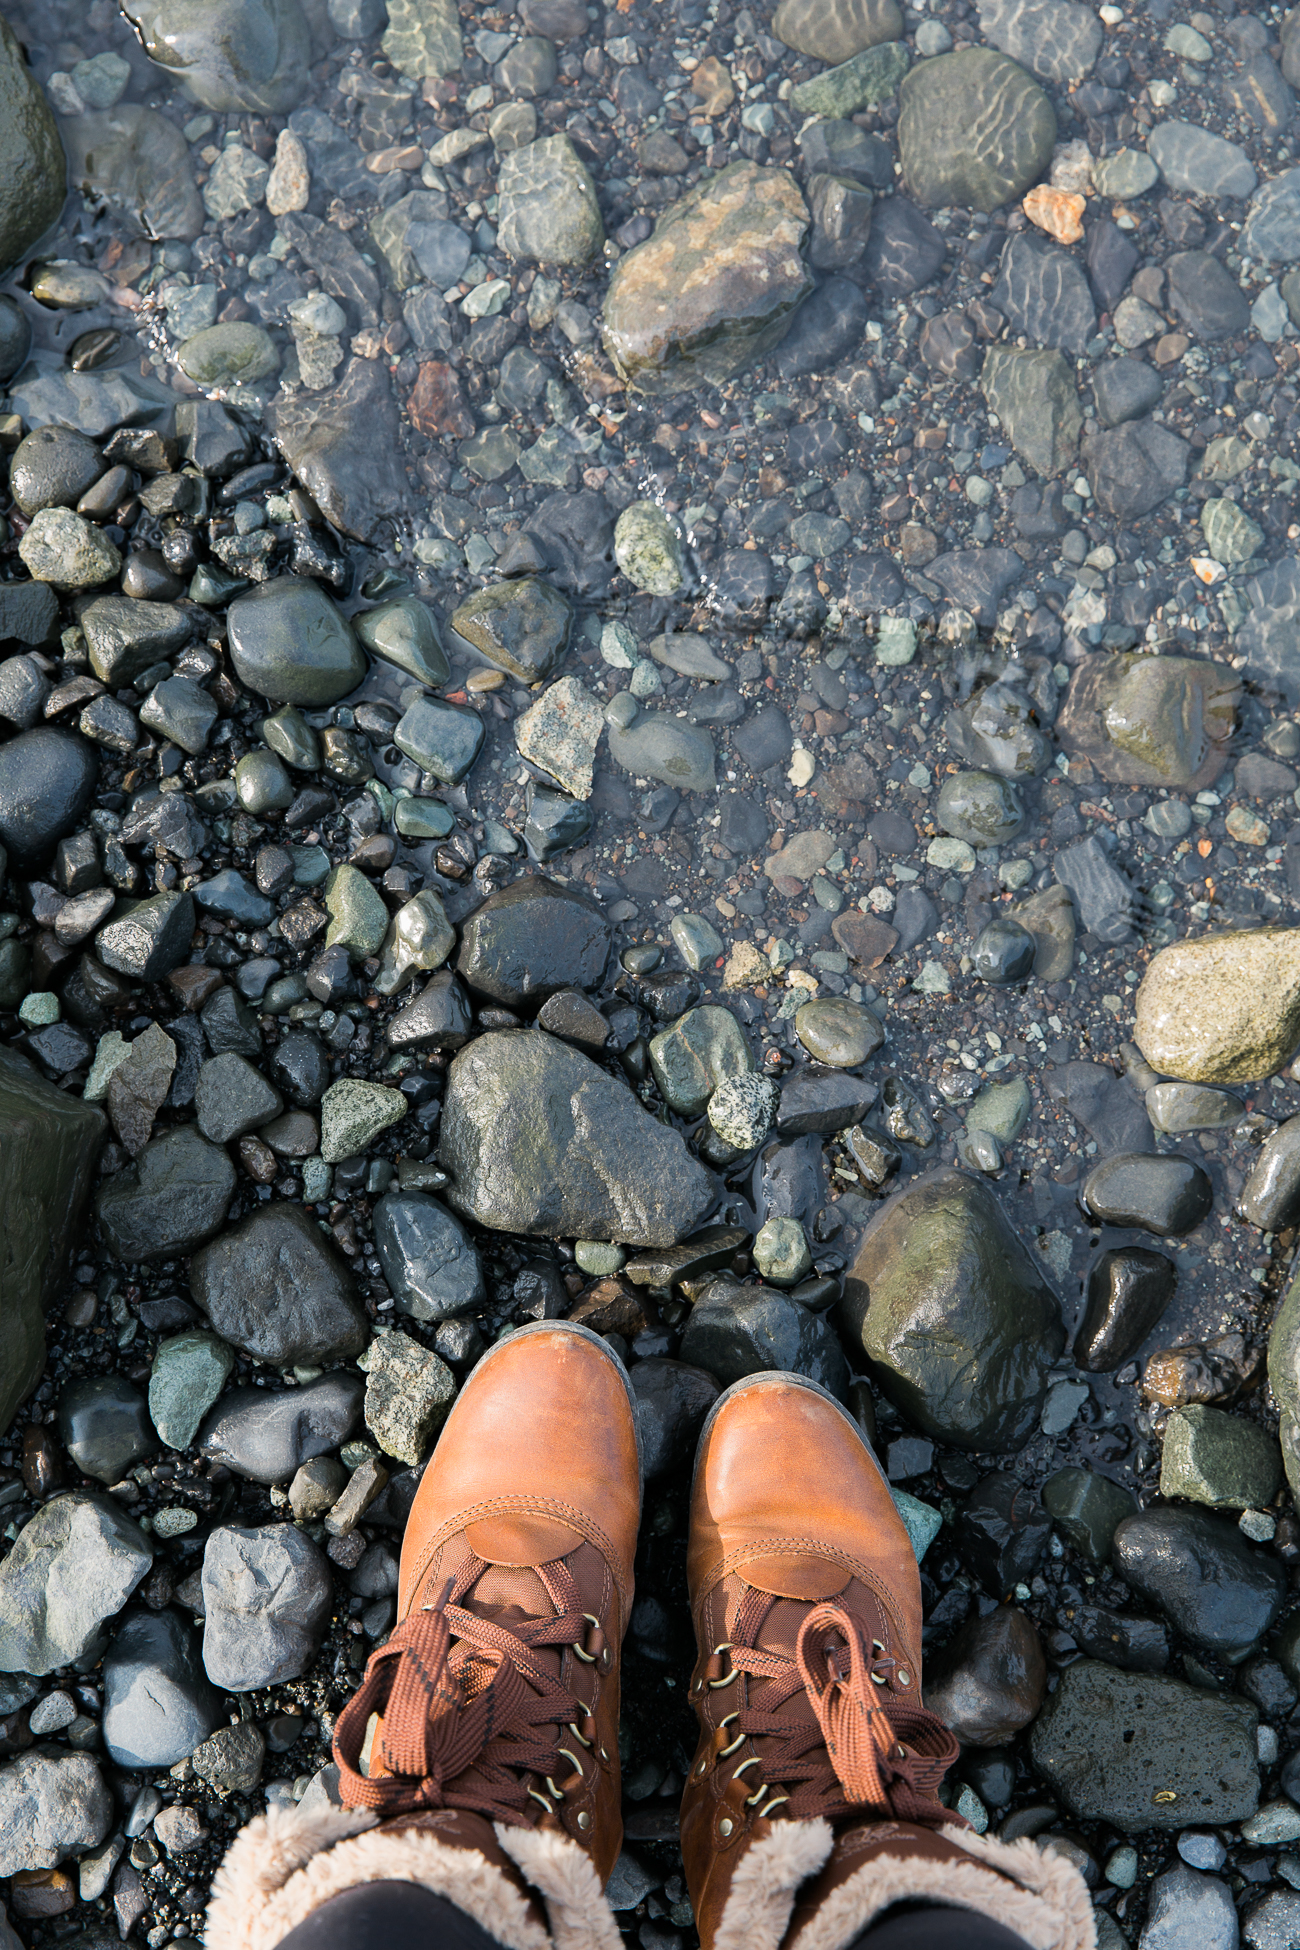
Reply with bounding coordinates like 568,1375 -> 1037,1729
205,1804 -> 623,1950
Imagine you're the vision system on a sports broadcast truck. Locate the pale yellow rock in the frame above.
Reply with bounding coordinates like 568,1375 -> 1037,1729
722,941 -> 770,989
1134,927 -> 1300,1083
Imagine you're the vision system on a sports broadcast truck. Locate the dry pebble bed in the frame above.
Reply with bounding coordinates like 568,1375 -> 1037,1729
11,0 -> 1300,1948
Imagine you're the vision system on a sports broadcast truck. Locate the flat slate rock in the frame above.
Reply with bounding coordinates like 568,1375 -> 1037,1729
268,358 -> 411,543
976,0 -> 1102,82
456,875 -> 611,1008
990,234 -> 1096,354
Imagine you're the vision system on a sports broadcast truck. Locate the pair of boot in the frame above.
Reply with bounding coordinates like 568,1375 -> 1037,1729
207,1325 -> 1094,1950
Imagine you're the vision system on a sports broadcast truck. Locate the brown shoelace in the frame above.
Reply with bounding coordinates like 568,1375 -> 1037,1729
717,1589 -> 962,1829
333,1554 -> 595,1825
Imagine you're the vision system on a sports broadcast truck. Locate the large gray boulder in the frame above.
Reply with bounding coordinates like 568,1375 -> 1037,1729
201,1524 -> 332,1690
0,1753 -> 113,1877
0,17 -> 66,277
0,1052 -> 104,1434
439,1030 -> 715,1247
0,1494 -> 153,1675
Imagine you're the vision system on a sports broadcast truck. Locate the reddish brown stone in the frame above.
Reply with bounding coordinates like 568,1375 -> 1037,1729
832,911 -> 899,967
12,1870 -> 76,1919
408,361 -> 475,440
168,964 -> 224,1011
923,1606 -> 1046,1746
567,1277 -> 655,1337
814,752 -> 879,821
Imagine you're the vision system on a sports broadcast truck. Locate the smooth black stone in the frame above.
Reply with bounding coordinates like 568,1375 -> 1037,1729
371,1191 -> 484,1322
629,1357 -> 720,1479
1066,1604 -> 1169,1673
200,984 -> 263,1058
955,1471 -> 1052,1594
1081,1152 -> 1213,1236
535,987 -> 609,1052
893,886 -> 939,951
1075,1246 -> 1177,1371
455,876 -> 611,1009
1113,1508 -> 1285,1663
386,970 -> 475,1051
861,197 -> 946,297
1239,1114 -> 1300,1230
524,783 -> 592,860
175,397 -> 251,475
631,968 -> 700,1021
0,579 -> 59,648
680,1277 -> 850,1398
1085,216 -> 1139,312
59,1375 -> 157,1483
97,891 -> 196,983
268,1031 -> 331,1106
959,1747 -> 1016,1810
0,728 -> 99,871
10,427 -> 105,515
717,791 -> 769,856
778,1070 -> 878,1136
753,1134 -> 827,1227
20,1021 -> 95,1073
1238,1655 -> 1297,1719
971,916 -> 1036,985
521,490 -> 617,595
197,1374 -> 365,1484
102,1607 -> 221,1770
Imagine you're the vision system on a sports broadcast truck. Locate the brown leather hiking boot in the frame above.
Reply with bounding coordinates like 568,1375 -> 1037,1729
206,1323 -> 638,1950
680,1374 -> 1094,1950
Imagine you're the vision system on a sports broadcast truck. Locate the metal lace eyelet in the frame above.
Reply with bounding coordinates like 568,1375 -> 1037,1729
718,1720 -> 746,1759
546,1776 -> 566,1802
558,1749 -> 584,1778
572,1613 -> 601,1665
568,1722 -> 592,1749
897,1669 -> 911,1686
599,1746 -> 609,1762
576,1810 -> 591,1833
696,1755 -> 709,1776
872,1640 -> 885,1654
733,1757 -> 760,1782
708,1644 -> 738,1690
760,1794 -> 789,1817
870,1670 -> 887,1686
719,1817 -> 734,1838
528,1789 -> 553,1813
692,1676 -> 704,1695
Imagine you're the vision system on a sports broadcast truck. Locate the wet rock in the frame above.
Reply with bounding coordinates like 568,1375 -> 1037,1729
1135,927 -> 1300,1083
944,681 -> 1050,778
0,16 -> 67,278
1266,1261 -> 1300,1505
1147,1331 -> 1265,1412
386,970 -> 475,1051
1245,1891 -> 1300,1949
976,0 -> 1101,82
1052,835 -> 1136,942
1045,1061 -> 1151,1155
971,916 -> 1035,985
602,162 -> 813,394
198,1373 -> 363,1484
840,1167 -> 1065,1450
1146,1083 -> 1244,1135
1147,120 -> 1256,199
451,577 -> 572,683
0,1055 -> 104,1438
1165,250 -> 1251,342
194,1051 -> 283,1145
936,771 -> 1024,847
1042,1466 -> 1136,1562
1160,1405 -> 1281,1511
1082,419 -> 1190,520
355,597 -> 449,691
1081,1153 -> 1212,1236
991,234 -> 1096,355
121,0 -> 312,112
96,890 -> 194,983
1114,1508 -> 1284,1662
924,1607 -> 1046,1746
227,577 -> 365,708
1075,1248 -> 1176,1371
10,429 -> 105,518
372,1192 -> 484,1321
859,201 -> 947,300
148,1331 -> 236,1452
189,1202 -> 369,1366
497,134 -> 602,266
95,1125 -> 236,1262
792,42 -> 909,118
1067,1605 -> 1168,1674
899,50 -> 1055,213
1141,1865 -> 1237,1950
177,321 -> 278,387
268,358 -> 412,544
391,695 -> 484,786
456,877 -> 610,1009
59,1377 -> 156,1484
359,1330 -> 455,1465
1030,1660 -> 1259,1829
201,1523 -> 332,1690
382,0 -> 461,78
630,1359 -> 719,1480
0,728 -> 98,872
440,1030 -> 714,1247
1093,357 -> 1164,429
680,1277 -> 850,1396
1239,1115 -> 1300,1229
650,1004 -> 753,1115
778,1070 -> 877,1136
772,0 -> 903,61
794,997 -> 884,1067
608,710 -> 716,795
0,1493 -> 152,1675
614,504 -> 688,597
102,1608 -> 220,1770
0,293 -> 29,380
0,1754 -> 112,1877
955,1472 -> 1052,1594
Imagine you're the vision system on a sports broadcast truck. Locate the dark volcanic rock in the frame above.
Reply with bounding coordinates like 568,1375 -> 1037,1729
839,1167 -> 1065,1450
1081,418 -> 1190,519
372,1192 -> 485,1321
227,577 -> 365,708
1113,1508 -> 1285,1662
197,1374 -> 365,1485
1081,1152 -> 1213,1236
455,876 -> 611,1009
386,970 -> 475,1051
439,1030 -> 715,1247
189,1202 -> 370,1367
679,1277 -> 850,1397
0,728 -> 99,871
59,1376 -> 156,1484
991,234 -> 1096,354
1029,1660 -> 1259,1830
1075,1247 -> 1176,1370
955,1472 -> 1052,1594
923,1607 -> 1046,1746
267,357 -> 411,542
95,1125 -> 236,1263
0,1053 -> 104,1438
97,891 -> 196,983
630,1358 -> 720,1479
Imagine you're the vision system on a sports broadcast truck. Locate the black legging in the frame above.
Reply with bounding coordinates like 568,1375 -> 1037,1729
273,1879 -> 1032,1950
